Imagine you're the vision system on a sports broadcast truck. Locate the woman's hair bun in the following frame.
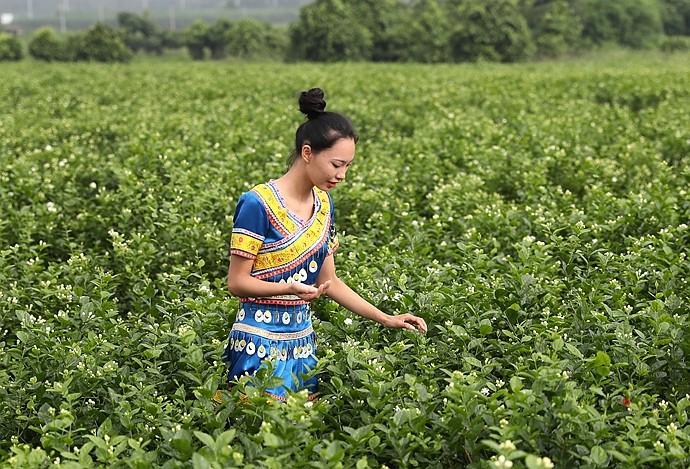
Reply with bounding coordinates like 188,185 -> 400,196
299,88 -> 327,120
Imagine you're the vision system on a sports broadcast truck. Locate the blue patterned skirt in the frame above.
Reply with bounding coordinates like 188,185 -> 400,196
222,301 -> 318,401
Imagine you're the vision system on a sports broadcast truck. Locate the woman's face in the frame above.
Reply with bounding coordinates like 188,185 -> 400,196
303,137 -> 355,191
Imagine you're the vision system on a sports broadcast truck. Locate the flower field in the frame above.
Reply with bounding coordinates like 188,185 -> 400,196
1,53 -> 690,467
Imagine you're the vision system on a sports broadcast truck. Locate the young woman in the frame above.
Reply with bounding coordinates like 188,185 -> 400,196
222,88 -> 427,402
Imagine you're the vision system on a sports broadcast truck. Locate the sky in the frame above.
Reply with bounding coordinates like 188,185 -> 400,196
1,0 -> 312,19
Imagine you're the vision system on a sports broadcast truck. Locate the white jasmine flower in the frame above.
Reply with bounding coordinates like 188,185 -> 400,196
499,440 -> 516,451
492,455 -> 513,468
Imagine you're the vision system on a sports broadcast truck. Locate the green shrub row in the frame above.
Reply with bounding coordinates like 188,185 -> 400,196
27,24 -> 131,63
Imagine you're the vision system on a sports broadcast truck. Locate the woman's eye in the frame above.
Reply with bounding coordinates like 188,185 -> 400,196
332,163 -> 342,168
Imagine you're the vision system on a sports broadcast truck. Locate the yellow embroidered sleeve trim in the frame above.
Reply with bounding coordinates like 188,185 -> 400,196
231,231 -> 263,257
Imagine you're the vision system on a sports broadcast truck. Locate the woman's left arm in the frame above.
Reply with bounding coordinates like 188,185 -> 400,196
316,254 -> 427,333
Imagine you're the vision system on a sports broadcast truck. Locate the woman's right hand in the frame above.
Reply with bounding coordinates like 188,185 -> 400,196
289,280 -> 332,301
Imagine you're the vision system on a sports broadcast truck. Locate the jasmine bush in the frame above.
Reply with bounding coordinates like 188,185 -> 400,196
1,55 -> 689,467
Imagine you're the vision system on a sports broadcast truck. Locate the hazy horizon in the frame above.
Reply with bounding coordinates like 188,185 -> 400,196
1,0 -> 312,15
0,0 -> 313,31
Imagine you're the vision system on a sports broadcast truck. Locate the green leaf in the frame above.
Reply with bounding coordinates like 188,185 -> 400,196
171,435 -> 194,460
592,351 -> 611,376
193,431 -> 215,448
480,439 -> 502,452
590,445 -> 607,466
192,452 -> 211,469
216,429 -> 236,447
525,455 -> 541,469
510,376 -> 523,392
463,356 -> 482,368
16,331 -> 30,343
144,348 -> 162,359
479,319 -> 493,335
263,433 -> 282,447
565,343 -> 583,359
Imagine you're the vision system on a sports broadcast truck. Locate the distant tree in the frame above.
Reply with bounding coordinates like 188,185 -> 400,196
403,0 -> 450,62
577,0 -> 663,49
205,19 -> 233,59
0,32 -> 23,61
262,25 -> 289,59
226,19 -> 273,58
521,0 -> 582,57
29,28 -> 67,61
448,0 -> 534,62
161,31 -> 185,50
660,0 -> 690,35
389,0 -> 450,62
349,0 -> 408,61
288,0 -> 372,61
185,21 -> 208,60
117,12 -> 164,54
118,12 -> 157,37
64,33 -> 87,61
78,23 -> 132,62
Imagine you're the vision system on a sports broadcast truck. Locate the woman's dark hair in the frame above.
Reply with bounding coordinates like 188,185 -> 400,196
289,88 -> 358,166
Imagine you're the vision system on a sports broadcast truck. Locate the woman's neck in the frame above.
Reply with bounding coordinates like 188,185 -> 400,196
274,166 -> 313,203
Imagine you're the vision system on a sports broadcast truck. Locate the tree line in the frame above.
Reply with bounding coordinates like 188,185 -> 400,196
291,0 -> 690,62
1,0 -> 689,63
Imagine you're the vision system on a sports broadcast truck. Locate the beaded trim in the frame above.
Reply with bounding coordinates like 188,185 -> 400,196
264,390 -> 320,402
231,323 -> 314,341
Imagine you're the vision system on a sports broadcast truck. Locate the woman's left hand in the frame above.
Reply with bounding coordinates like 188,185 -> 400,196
384,313 -> 427,333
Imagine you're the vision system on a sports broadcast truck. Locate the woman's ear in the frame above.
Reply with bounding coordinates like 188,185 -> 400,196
301,143 -> 313,163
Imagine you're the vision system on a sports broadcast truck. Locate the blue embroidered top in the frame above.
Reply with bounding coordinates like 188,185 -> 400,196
222,180 -> 339,400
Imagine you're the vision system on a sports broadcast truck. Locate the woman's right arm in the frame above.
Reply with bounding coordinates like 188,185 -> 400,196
227,255 -> 290,297
227,255 -> 331,300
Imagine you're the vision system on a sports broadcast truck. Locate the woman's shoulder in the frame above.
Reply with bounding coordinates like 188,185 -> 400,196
238,182 -> 270,204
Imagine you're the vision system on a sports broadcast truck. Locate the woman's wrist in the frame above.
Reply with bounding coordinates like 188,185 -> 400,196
285,282 -> 299,296
377,312 -> 394,327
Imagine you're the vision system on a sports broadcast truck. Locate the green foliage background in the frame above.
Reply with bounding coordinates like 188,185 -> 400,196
0,33 -> 23,61
1,53 -> 690,466
9,0 -> 690,63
